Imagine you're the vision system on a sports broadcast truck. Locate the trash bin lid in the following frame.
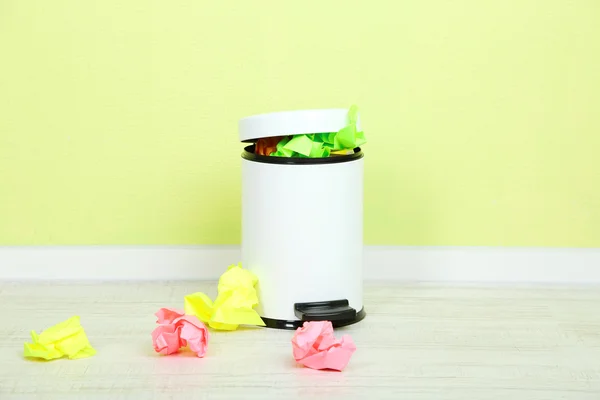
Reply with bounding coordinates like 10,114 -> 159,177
238,108 -> 362,143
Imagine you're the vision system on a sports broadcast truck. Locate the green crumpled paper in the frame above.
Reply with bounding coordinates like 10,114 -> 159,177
184,263 -> 266,331
23,316 -> 96,361
270,105 -> 366,158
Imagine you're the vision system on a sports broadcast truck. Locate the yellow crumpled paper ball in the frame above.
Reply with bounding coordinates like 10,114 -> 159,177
24,316 -> 96,360
184,263 -> 265,330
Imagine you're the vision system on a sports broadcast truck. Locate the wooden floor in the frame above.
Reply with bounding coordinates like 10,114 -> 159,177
1,282 -> 599,399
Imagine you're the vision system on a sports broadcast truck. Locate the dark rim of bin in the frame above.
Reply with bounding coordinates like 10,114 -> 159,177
242,145 -> 363,165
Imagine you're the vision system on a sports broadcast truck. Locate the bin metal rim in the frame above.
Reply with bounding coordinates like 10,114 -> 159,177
241,145 -> 364,165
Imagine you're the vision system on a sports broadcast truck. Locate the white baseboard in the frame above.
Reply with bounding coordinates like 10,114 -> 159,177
0,245 -> 599,283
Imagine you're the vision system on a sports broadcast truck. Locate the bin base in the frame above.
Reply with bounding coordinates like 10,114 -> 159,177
260,308 -> 366,330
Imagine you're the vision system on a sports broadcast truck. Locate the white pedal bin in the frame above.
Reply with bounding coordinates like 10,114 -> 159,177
239,108 -> 366,329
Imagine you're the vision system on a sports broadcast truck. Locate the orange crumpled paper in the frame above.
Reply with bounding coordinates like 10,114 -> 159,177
255,136 -> 284,156
291,320 -> 356,371
151,308 -> 209,358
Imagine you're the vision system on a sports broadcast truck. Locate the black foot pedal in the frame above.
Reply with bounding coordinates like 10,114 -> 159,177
294,299 -> 357,321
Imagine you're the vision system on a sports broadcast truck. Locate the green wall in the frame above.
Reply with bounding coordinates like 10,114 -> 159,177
1,0 -> 599,247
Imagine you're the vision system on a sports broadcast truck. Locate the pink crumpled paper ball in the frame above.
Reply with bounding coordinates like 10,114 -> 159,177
291,320 -> 356,371
151,307 -> 209,358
